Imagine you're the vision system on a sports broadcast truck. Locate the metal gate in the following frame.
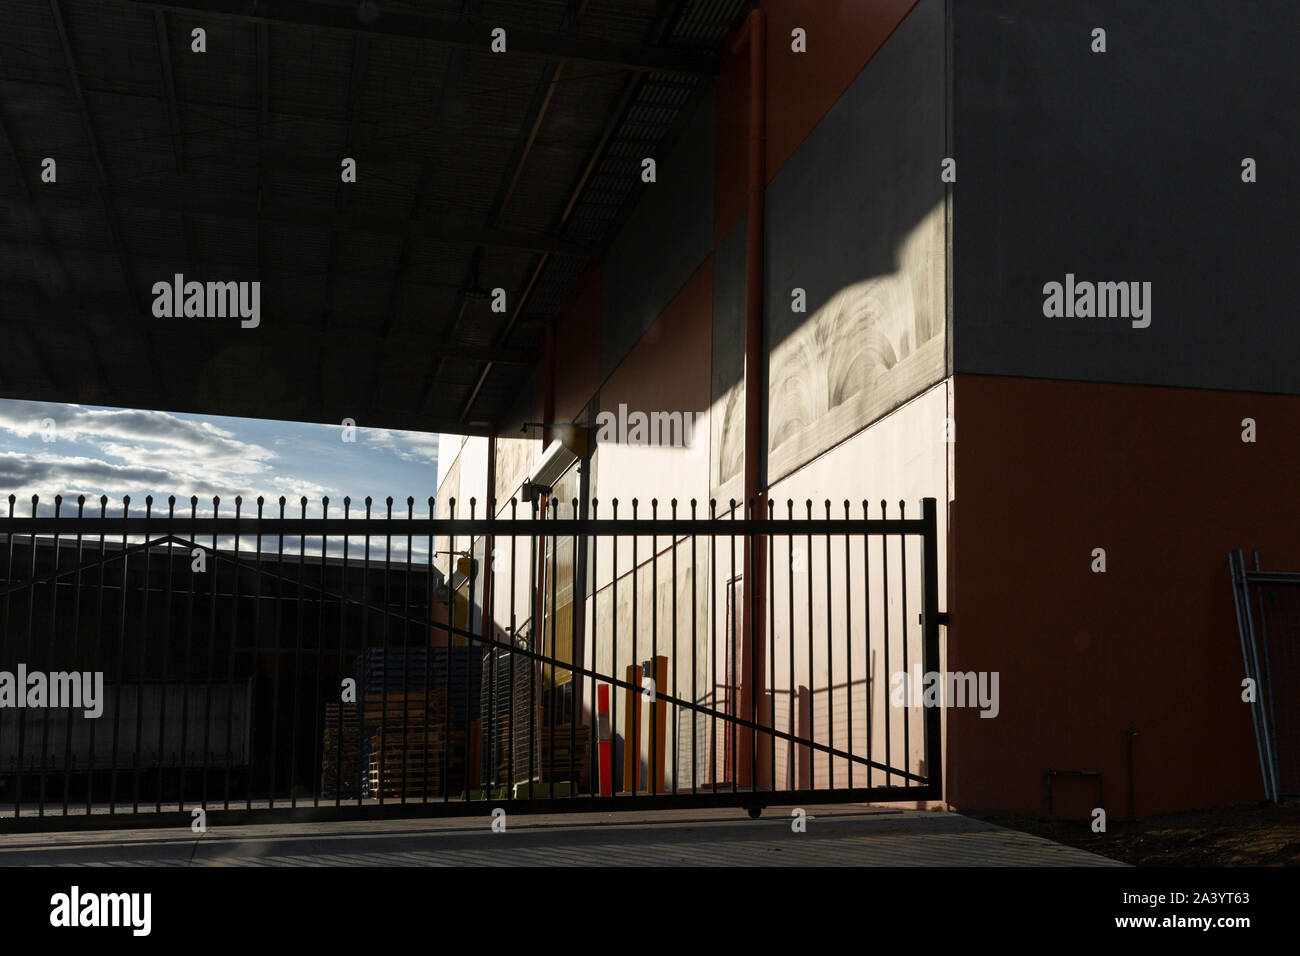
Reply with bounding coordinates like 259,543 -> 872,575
1,492 -> 942,830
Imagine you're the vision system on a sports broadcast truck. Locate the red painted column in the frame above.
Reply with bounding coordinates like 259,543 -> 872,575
733,7 -> 768,790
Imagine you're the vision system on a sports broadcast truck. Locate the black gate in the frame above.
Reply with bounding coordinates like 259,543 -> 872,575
1,492 -> 942,830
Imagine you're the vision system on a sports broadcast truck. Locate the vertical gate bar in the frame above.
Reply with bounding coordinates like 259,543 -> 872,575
671,499 -> 678,795
921,498 -> 942,795
247,497 -> 264,810
110,496 -> 130,815
224,496 -> 242,810
270,498 -> 288,809
39,494 -> 62,816
15,502 -> 37,816
805,499 -> 814,792
312,498 -> 329,808
547,497 -> 558,798
155,496 -> 176,812
527,498 -> 536,799
768,499 -> 776,794
272,498 -> 291,806
131,495 -> 153,815
747,498 -> 757,796
651,499 -> 658,797
362,497 -> 374,805
88,496 -> 109,813
728,499 -> 736,795
570,498 -> 578,798
487,497 -> 497,801
467,498 -> 480,802
862,501 -> 871,789
506,499 -> 516,802
423,498 -> 434,805
290,497 -> 309,809
179,497 -> 197,812
610,499 -> 617,796
16,495 -> 37,816
444,498 -> 454,804
709,499 -> 716,794
401,498 -> 412,804
202,497 -> 218,811
589,500 -> 599,798
357,498 -> 370,807
823,500 -> 833,790
15,496 -> 37,815
63,496 -> 87,813
787,500 -> 795,790
0,496 -> 14,796
690,500 -> 698,795
899,501 -> 910,790
631,499 -> 639,794
844,500 -> 852,791
338,498 -> 351,807
880,499 -> 890,787
380,497 -> 393,805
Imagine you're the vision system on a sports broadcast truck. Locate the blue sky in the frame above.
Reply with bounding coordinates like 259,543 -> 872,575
0,398 -> 440,522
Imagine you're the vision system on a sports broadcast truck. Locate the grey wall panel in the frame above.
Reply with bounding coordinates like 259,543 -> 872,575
954,0 -> 1300,392
601,89 -> 716,382
763,0 -> 947,484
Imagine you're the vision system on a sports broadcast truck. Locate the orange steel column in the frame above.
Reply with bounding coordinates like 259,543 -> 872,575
733,7 -> 768,791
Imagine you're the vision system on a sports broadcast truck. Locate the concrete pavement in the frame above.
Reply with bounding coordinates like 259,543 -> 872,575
0,804 -> 1126,866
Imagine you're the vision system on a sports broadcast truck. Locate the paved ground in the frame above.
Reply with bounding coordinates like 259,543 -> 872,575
0,805 -> 1126,865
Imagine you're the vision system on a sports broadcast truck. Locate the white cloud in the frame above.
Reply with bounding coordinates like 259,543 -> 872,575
363,428 -> 439,465
0,401 -> 443,521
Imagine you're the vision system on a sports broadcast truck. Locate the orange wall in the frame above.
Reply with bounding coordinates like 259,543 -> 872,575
553,263 -> 603,424
949,374 -> 1300,816
593,256 -> 713,547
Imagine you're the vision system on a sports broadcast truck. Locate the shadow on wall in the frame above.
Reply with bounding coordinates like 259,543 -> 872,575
768,202 -> 945,484
713,201 -> 946,491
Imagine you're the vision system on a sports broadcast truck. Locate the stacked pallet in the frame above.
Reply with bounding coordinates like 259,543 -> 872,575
355,646 -> 484,726
366,734 -> 468,797
538,722 -> 592,790
320,701 -> 361,798
361,691 -> 475,798
355,647 -> 485,797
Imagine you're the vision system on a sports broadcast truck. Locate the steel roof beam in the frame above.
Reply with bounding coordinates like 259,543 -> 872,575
104,183 -> 597,256
49,0 -> 171,399
116,0 -> 719,76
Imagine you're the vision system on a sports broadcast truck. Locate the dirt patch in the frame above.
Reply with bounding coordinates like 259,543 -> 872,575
968,802 -> 1300,866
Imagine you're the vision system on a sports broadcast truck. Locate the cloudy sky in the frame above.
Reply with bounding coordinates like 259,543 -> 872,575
0,397 -> 440,521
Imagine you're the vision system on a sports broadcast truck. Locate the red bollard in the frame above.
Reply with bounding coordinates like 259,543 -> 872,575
597,685 -> 612,796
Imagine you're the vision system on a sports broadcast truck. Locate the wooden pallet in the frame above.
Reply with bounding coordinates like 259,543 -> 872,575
366,731 -> 467,798
320,702 -> 361,795
539,723 -> 591,786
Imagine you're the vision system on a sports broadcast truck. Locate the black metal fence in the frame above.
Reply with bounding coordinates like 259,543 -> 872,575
1,492 -> 942,829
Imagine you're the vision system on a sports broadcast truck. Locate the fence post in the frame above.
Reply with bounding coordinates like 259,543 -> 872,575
921,497 -> 942,799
